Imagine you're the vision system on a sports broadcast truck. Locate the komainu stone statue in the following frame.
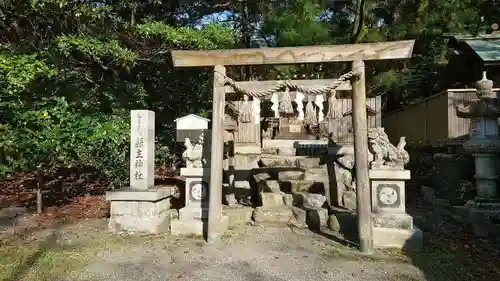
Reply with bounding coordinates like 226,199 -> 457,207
368,127 -> 409,169
182,134 -> 206,168
336,153 -> 356,191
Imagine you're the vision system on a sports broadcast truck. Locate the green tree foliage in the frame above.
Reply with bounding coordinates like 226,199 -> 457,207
0,0 -> 237,187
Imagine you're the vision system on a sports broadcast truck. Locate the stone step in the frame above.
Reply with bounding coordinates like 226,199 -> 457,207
222,206 -> 253,226
252,206 -> 303,227
262,147 -> 327,157
257,167 -> 328,182
304,168 -> 328,181
260,156 -> 322,169
258,179 -> 326,193
282,180 -> 326,193
262,139 -> 327,149
252,205 -> 328,229
262,139 -> 329,157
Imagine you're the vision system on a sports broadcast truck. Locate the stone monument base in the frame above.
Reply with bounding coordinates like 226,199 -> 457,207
373,226 -> 423,250
106,187 -> 173,234
170,215 -> 229,236
171,167 -> 229,237
371,212 -> 422,250
372,212 -> 414,229
466,201 -> 500,238
223,206 -> 254,225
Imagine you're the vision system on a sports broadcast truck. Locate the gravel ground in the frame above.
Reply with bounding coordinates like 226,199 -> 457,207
69,225 -> 427,281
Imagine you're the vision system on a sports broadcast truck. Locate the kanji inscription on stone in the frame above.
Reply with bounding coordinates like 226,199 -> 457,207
130,110 -> 155,190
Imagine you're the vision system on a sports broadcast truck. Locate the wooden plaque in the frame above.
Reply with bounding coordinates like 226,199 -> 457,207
289,124 -> 302,133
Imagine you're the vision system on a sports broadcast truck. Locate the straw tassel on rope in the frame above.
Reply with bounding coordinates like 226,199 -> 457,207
304,98 -> 318,126
279,86 -> 294,114
327,90 -> 341,120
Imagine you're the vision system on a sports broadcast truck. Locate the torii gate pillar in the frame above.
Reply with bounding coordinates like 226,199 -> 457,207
351,60 -> 373,254
207,64 -> 229,242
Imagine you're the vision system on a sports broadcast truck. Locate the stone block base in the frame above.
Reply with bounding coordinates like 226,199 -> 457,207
304,207 -> 328,229
223,206 -> 254,225
252,206 -> 324,229
106,187 -> 173,234
289,206 -> 307,228
252,206 -> 293,224
179,206 -> 208,221
170,216 -> 229,237
373,226 -> 423,251
170,220 -> 204,236
109,215 -> 170,234
372,213 -> 414,230
260,192 -> 284,207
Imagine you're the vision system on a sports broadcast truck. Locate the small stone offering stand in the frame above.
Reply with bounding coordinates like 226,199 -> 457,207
171,114 -> 229,236
106,110 -> 175,233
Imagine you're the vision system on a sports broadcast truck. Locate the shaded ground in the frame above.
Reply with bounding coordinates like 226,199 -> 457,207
407,199 -> 500,281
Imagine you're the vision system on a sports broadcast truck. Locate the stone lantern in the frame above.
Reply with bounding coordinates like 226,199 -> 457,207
456,71 -> 500,237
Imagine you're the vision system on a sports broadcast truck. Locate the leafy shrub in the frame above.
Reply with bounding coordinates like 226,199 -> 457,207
0,96 -> 131,188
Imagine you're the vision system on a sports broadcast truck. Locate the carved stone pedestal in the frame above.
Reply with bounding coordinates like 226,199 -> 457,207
171,168 -> 229,236
369,169 -> 422,250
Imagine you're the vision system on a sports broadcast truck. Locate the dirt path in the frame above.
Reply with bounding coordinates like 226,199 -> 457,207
68,223 -> 425,281
1,219 -> 427,281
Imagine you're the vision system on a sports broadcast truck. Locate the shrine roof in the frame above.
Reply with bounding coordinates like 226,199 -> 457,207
174,114 -> 210,122
448,34 -> 500,66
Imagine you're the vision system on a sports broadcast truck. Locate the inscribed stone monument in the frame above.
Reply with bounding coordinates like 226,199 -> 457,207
106,110 -> 174,234
130,110 -> 155,190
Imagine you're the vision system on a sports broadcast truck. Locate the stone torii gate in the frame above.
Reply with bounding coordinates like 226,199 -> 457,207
170,40 -> 415,254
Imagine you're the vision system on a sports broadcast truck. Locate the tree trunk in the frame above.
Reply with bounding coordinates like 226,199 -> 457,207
350,0 -> 366,43
240,0 -> 253,80
131,4 -> 138,25
36,168 -> 44,214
